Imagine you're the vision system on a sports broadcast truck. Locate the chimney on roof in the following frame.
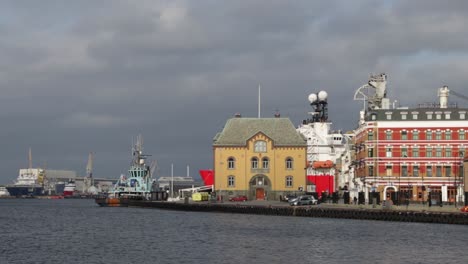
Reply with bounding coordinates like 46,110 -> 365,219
274,110 -> 281,118
438,85 -> 449,109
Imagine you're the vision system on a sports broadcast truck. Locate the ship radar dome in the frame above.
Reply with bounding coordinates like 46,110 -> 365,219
308,93 -> 318,103
318,90 -> 328,101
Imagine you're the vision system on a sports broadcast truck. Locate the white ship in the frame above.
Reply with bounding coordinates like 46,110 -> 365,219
63,180 -> 76,197
6,168 -> 45,197
6,149 -> 45,197
297,91 -> 352,198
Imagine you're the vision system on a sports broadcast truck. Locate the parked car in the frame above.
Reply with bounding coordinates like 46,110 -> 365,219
281,194 -> 297,202
229,195 -> 248,202
289,195 -> 318,206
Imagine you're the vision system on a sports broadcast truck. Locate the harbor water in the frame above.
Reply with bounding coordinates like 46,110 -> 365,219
1,199 -> 467,264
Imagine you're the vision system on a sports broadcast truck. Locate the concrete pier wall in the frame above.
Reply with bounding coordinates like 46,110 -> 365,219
127,200 -> 468,225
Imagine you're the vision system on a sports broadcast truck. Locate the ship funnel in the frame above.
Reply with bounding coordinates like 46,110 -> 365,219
438,85 -> 449,108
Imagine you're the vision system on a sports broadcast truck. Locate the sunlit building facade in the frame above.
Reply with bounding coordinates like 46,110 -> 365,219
213,116 -> 307,201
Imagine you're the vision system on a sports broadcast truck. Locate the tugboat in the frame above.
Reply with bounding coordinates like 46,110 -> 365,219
95,135 -> 163,206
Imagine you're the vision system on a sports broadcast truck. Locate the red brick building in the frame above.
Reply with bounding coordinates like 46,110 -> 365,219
354,80 -> 467,204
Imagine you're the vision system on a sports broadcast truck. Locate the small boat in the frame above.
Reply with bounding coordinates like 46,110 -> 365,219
95,135 -> 163,207
0,186 -> 10,197
49,195 -> 64,199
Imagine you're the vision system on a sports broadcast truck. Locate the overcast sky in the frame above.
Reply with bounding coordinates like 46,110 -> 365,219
1,0 -> 468,184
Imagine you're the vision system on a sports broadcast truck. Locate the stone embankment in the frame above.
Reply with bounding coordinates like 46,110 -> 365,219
127,200 -> 468,225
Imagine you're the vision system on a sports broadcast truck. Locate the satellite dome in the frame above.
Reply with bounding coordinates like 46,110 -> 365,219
308,93 -> 318,103
318,90 -> 328,101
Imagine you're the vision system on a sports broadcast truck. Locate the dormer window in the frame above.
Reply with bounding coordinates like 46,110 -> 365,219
254,140 -> 267,153
460,112 -> 466,119
385,112 -> 392,120
444,112 -> 451,119
427,112 -> 433,119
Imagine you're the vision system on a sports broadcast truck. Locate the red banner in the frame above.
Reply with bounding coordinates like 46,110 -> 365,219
199,170 -> 214,186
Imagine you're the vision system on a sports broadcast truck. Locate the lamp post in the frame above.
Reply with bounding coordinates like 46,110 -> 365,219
454,161 -> 457,209
421,168 -> 424,206
458,151 -> 463,208
398,154 -> 407,206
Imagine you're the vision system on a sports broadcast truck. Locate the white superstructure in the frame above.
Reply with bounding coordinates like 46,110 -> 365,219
16,168 -> 45,186
297,91 -> 351,195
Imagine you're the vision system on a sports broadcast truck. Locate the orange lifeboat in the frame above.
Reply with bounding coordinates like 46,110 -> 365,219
311,160 -> 334,169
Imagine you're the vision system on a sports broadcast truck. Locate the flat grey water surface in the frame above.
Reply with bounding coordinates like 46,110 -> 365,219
1,199 -> 467,264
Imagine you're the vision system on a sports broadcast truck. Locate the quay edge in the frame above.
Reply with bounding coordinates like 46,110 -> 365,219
125,200 -> 468,225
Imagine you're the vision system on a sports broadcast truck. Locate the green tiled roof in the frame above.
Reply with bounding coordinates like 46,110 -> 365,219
213,117 -> 307,146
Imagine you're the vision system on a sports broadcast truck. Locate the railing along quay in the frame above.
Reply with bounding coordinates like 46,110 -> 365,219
126,200 -> 468,225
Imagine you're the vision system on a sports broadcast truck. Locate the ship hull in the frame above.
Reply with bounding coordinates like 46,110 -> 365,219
95,197 -> 139,207
5,185 -> 44,197
95,197 -> 121,207
63,191 -> 74,197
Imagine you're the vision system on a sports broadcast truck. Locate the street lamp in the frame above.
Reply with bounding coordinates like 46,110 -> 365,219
398,154 -> 407,206
454,160 -> 457,208
421,168 -> 424,206
458,151 -> 464,207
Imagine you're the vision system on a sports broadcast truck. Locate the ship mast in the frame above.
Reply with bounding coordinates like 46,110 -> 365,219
86,152 -> 94,185
28,147 -> 32,170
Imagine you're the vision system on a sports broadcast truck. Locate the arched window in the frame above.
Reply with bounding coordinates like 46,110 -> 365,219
286,176 -> 293,187
262,157 -> 269,169
286,157 -> 293,169
227,157 -> 235,169
251,157 -> 258,169
228,175 -> 235,187
254,141 -> 267,152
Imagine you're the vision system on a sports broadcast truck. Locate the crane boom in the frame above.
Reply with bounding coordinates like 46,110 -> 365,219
451,90 -> 468,102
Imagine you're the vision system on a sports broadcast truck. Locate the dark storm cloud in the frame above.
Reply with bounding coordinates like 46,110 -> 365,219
1,0 -> 468,183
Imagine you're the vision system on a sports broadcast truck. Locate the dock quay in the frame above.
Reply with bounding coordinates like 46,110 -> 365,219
126,200 -> 468,225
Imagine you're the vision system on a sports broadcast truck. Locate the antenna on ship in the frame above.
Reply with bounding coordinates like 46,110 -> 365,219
171,163 -> 174,198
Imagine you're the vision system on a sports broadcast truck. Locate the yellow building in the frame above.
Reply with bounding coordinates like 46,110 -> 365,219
213,116 -> 307,201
